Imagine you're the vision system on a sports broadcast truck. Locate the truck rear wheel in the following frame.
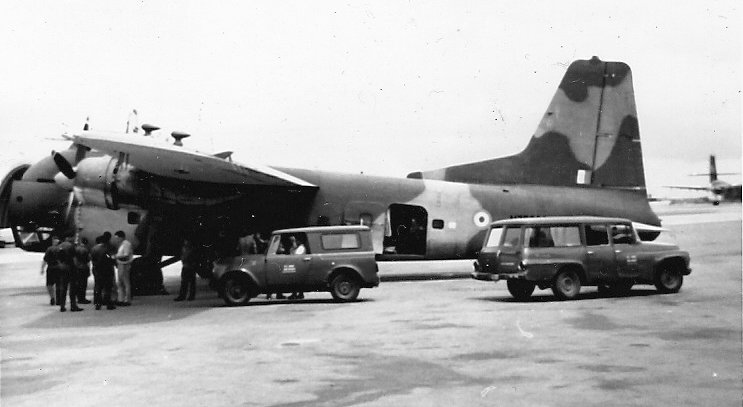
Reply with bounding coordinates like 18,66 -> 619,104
507,280 -> 536,301
222,274 -> 253,306
655,265 -> 683,293
552,269 -> 581,300
330,273 -> 360,302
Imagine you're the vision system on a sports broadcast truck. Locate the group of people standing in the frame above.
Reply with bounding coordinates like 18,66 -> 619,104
41,231 -> 133,312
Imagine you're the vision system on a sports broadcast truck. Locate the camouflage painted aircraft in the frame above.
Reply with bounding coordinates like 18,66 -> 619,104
665,155 -> 742,205
0,57 -> 661,270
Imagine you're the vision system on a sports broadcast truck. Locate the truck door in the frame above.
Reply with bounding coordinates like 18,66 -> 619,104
610,223 -> 640,278
264,233 -> 312,290
584,224 -> 617,281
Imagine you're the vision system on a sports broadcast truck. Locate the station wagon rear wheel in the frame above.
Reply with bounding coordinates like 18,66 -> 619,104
507,280 -> 536,301
222,274 -> 253,306
552,269 -> 581,300
330,273 -> 360,302
655,265 -> 683,293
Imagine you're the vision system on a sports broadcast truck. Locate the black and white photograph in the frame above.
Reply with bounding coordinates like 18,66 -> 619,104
0,1 -> 740,406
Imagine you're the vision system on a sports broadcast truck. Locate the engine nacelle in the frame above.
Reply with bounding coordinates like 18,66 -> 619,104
75,156 -> 140,210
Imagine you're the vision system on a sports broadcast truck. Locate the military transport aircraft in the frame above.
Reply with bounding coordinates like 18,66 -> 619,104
665,155 -> 742,205
0,57 -> 662,280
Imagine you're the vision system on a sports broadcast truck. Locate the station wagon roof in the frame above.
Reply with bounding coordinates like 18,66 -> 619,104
273,225 -> 370,234
490,216 -> 632,227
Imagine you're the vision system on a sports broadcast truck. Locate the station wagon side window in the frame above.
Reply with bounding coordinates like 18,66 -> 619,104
610,224 -> 636,245
321,233 -> 361,250
584,224 -> 609,246
500,227 -> 521,247
525,226 -> 581,247
485,226 -> 504,247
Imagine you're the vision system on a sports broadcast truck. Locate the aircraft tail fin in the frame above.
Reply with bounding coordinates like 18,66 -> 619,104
709,155 -> 718,182
408,57 -> 647,191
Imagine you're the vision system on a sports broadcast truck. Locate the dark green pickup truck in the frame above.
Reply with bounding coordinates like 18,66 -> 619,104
212,226 -> 379,306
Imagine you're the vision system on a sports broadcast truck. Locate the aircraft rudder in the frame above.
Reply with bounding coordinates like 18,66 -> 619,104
409,57 -> 647,192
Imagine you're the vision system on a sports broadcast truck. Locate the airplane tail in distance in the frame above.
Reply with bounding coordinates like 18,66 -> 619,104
408,57 -> 647,192
709,155 -> 717,182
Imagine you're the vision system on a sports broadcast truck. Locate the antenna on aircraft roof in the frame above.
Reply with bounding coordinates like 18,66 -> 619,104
171,131 -> 190,146
126,109 -> 139,134
141,124 -> 161,136
83,117 -> 90,131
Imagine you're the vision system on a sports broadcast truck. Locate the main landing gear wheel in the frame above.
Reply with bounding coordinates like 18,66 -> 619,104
655,265 -> 683,293
222,274 -> 253,306
507,280 -> 536,301
552,269 -> 581,300
330,274 -> 361,302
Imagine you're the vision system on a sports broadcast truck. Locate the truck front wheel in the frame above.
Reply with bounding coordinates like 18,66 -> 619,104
222,274 -> 253,306
655,265 -> 683,293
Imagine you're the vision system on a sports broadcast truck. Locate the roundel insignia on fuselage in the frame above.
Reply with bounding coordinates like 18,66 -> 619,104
473,210 -> 491,228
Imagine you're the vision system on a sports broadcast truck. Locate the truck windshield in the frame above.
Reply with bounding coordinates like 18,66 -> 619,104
485,227 -> 504,247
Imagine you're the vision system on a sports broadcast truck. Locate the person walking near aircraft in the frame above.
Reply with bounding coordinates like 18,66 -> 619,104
174,239 -> 197,301
113,231 -> 133,306
237,232 -> 257,255
287,236 -> 305,300
100,231 -> 119,304
91,235 -> 116,310
40,236 -> 61,305
73,238 -> 92,304
57,235 -> 83,312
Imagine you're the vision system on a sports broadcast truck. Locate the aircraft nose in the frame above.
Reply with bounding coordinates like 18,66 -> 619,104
54,171 -> 74,191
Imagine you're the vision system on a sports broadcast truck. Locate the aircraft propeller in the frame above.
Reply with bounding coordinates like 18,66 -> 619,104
52,151 -> 76,179
52,145 -> 90,180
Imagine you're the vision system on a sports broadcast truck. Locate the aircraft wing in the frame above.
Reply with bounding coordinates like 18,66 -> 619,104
663,186 -> 711,191
71,131 -> 316,188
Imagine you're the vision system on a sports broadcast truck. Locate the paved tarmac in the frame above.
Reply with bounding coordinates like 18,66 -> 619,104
0,204 -> 740,406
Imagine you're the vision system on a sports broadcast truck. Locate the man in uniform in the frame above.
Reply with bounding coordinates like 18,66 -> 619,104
74,238 -> 92,304
174,239 -> 198,301
91,234 -> 116,310
57,235 -> 83,312
113,231 -> 133,306
40,236 -> 60,305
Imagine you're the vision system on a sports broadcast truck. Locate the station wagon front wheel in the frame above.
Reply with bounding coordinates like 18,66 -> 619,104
655,265 -> 683,293
552,269 -> 581,300
330,273 -> 360,302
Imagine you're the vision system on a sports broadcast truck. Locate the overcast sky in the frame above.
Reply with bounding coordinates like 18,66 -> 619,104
0,1 -> 740,199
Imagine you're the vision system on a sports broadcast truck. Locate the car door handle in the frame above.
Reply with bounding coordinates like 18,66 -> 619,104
587,250 -> 595,255
302,257 -> 311,262
614,250 -> 622,254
